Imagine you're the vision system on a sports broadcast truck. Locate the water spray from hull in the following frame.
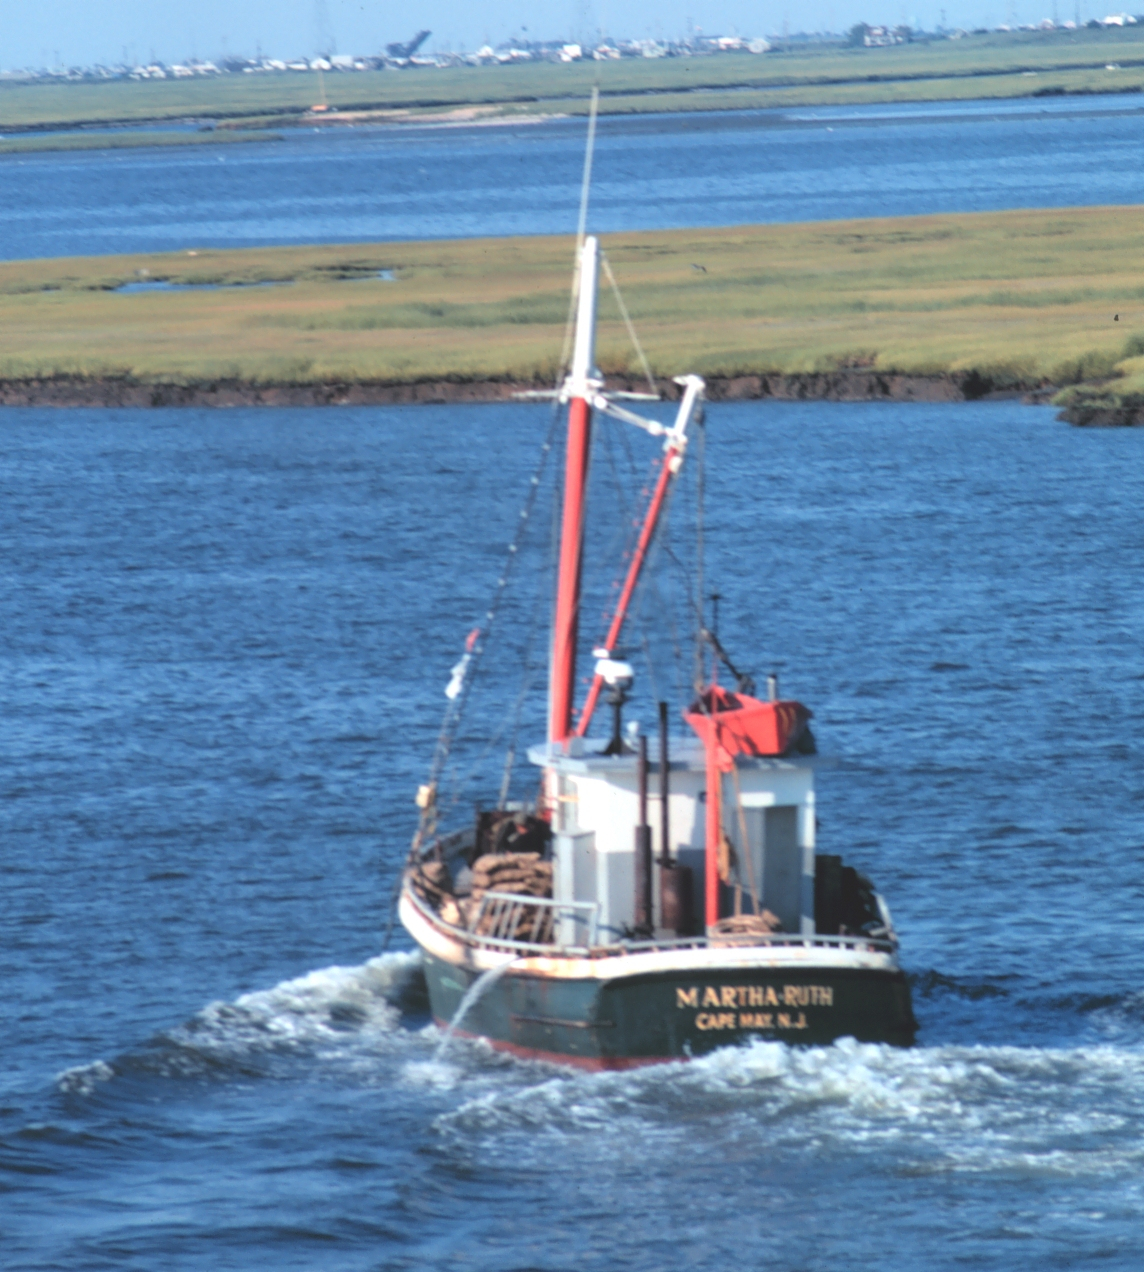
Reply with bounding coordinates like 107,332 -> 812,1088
434,958 -> 519,1061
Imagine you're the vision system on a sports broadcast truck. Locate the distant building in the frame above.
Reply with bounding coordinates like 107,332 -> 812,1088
863,25 -> 907,45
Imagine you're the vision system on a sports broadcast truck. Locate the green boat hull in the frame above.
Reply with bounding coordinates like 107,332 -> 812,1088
424,950 -> 916,1068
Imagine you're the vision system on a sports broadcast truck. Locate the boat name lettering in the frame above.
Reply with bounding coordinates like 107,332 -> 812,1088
695,1010 -> 809,1031
676,984 -> 833,1011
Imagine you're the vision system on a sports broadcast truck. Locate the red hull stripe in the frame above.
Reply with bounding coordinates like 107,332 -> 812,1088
434,1018 -> 686,1072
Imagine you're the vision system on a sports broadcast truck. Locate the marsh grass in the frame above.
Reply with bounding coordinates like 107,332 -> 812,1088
2,205 -> 1143,388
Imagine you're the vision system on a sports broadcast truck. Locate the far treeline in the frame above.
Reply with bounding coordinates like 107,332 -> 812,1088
2,204 -> 1143,422
6,26 -> 1144,134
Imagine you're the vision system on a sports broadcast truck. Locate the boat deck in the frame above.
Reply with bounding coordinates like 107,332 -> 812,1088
401,882 -> 900,971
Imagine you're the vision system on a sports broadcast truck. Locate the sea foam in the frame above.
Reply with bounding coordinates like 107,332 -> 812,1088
433,1036 -> 1144,1180
55,951 -> 425,1092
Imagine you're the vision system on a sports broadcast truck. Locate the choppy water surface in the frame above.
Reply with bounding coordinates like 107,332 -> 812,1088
3,400 -> 1144,1268
5,94 -> 1144,259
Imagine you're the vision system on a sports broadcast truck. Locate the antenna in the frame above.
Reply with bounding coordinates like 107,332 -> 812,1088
575,85 -> 600,257
556,86 -> 602,386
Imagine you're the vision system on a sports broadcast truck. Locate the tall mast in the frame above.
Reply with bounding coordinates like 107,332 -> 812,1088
549,235 -> 600,745
574,375 -> 703,738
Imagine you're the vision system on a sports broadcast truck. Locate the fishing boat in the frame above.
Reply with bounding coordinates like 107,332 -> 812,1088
398,233 -> 916,1069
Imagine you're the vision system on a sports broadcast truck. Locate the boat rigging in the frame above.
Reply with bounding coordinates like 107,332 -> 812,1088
397,124 -> 915,1067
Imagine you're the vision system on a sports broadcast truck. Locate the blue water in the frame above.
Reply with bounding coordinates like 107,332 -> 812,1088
4,400 -> 1144,1268
4,94 -> 1144,259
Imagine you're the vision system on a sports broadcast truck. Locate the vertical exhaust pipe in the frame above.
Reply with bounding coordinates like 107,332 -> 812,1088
658,700 -> 694,935
658,699 -> 670,865
634,733 -> 652,935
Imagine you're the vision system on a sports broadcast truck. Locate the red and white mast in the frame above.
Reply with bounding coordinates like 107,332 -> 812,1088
548,234 -> 601,748
575,374 -> 703,738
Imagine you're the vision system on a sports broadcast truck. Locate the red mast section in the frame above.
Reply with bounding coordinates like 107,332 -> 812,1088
549,235 -> 705,754
573,377 -> 703,737
549,236 -> 601,746
573,454 -> 676,737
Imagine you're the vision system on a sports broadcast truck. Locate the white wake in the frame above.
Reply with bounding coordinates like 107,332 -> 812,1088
57,951 -> 425,1094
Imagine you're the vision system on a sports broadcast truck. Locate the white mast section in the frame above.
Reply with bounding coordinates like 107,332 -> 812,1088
565,234 -> 601,402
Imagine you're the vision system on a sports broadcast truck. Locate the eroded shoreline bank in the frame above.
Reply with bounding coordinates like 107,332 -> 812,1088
6,211 -> 1144,426
0,370 -> 1058,411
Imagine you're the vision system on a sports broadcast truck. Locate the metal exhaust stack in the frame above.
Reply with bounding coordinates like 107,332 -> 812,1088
634,733 -> 653,935
657,700 -> 693,936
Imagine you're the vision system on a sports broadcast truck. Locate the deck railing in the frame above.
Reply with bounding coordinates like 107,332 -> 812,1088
407,886 -> 896,960
471,890 -> 600,948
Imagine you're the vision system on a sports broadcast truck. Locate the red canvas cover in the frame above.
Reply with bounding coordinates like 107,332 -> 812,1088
684,685 -> 812,771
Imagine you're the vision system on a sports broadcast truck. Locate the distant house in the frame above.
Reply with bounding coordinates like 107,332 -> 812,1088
864,25 -> 906,46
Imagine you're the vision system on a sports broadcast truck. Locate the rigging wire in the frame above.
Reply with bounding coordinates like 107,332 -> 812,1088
588,416 -> 646,630
409,84 -> 688,857
626,467 -> 692,715
582,417 -> 673,724
660,542 -> 707,696
495,611 -> 546,807
629,484 -> 686,707
600,251 -> 658,397
694,411 -> 707,692
657,450 -> 707,703
411,403 -> 562,854
581,393 -> 694,730
730,761 -> 762,917
653,479 -> 687,678
442,565 -> 549,812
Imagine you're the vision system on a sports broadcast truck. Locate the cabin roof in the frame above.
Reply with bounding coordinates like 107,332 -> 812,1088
527,739 -> 816,776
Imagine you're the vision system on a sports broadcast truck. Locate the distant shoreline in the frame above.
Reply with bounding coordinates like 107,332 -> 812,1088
0,370 -> 1055,409
0,82 -> 1142,156
8,28 -> 1144,148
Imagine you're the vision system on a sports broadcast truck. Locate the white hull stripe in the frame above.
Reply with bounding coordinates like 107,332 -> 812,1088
399,891 -> 900,981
